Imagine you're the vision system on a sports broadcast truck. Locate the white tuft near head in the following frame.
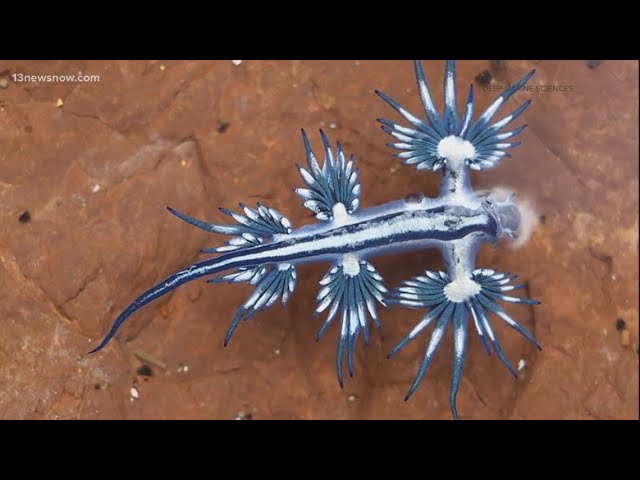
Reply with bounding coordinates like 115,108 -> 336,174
437,135 -> 476,164
342,254 -> 361,277
444,277 -> 481,303
509,196 -> 538,251
481,186 -> 538,251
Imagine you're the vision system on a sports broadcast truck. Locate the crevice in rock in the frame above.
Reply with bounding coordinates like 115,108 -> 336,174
63,110 -> 127,138
526,123 -> 591,191
62,267 -> 101,306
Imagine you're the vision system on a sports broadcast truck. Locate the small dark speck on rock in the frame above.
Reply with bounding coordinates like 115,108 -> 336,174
587,60 -> 603,69
136,365 -> 154,377
475,70 -> 492,85
94,383 -> 102,390
19,211 -> 31,223
539,214 -> 546,224
615,318 -> 626,332
217,122 -> 230,134
490,60 -> 505,70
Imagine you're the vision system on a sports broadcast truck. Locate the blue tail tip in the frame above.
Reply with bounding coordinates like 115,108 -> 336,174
87,337 -> 109,355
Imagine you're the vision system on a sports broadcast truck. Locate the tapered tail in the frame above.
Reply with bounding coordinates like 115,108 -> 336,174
90,203 -> 297,354
88,256 -> 233,354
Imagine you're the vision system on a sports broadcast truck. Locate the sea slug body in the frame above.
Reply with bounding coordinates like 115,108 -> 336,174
90,60 -> 540,420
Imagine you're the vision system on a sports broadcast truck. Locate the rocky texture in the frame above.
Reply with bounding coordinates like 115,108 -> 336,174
0,60 -> 637,419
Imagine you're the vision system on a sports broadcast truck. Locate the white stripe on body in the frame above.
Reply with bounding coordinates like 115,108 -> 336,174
222,206 -> 493,271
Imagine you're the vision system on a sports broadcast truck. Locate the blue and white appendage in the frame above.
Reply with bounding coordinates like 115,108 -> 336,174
389,269 -> 541,419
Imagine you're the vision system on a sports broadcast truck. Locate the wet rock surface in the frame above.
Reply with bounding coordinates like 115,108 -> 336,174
0,60 -> 637,419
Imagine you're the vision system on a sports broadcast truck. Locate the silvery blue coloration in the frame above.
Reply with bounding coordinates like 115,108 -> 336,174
90,60 -> 540,420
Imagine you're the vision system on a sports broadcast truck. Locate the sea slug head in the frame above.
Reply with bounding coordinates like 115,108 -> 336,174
482,193 -> 521,240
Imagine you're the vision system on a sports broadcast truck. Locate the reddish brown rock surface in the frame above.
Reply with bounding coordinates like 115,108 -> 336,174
0,60 -> 637,419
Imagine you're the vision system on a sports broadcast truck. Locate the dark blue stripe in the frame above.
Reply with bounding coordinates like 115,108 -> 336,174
90,206 -> 496,353
227,207 -> 496,268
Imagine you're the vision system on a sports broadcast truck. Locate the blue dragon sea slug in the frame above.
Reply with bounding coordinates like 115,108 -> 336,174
91,60 -> 541,420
